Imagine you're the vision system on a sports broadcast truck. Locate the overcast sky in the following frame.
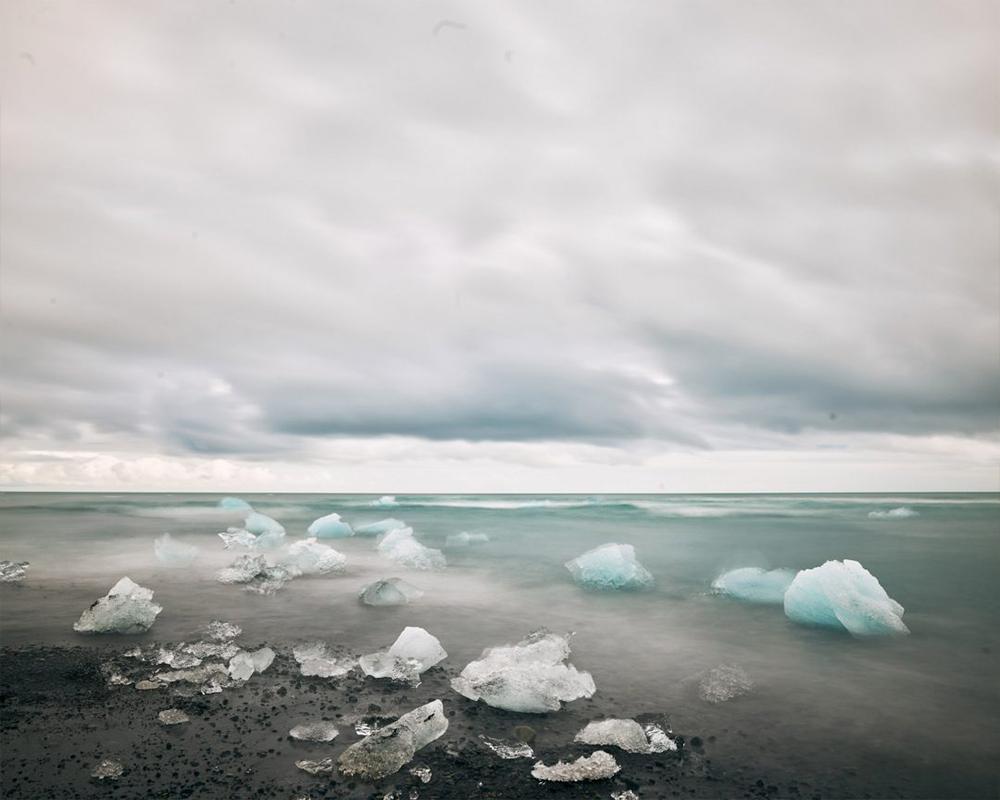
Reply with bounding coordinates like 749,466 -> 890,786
1,0 -> 998,492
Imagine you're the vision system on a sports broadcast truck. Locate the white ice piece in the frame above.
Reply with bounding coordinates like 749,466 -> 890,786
218,528 -> 257,549
360,626 -> 447,685
290,721 -> 339,742
376,527 -> 446,570
280,538 -> 347,576
0,560 -> 29,582
73,577 -> 163,634
575,719 -> 676,753
292,641 -> 356,678
531,750 -> 620,782
565,543 -> 654,590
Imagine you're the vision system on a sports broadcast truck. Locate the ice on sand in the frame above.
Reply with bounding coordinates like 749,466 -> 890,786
218,497 -> 253,511
280,538 -> 347,576
698,663 -> 753,703
338,700 -> 448,780
868,507 -> 918,519
157,708 -> 190,725
228,647 -> 275,681
371,495 -> 398,507
410,765 -> 432,783
244,512 -> 286,549
307,512 -> 355,539
203,620 -> 241,641
711,567 -> 795,604
784,559 -> 909,636
292,642 -> 356,678
0,560 -> 29,582
218,528 -> 257,549
445,531 -> 490,547
356,518 -> 406,537
531,750 -> 620,782
376,527 -> 446,570
74,577 -> 163,634
154,532 -> 200,566
479,735 -> 534,759
360,626 -> 447,685
565,543 -> 654,590
295,757 -> 335,775
290,721 -> 339,742
451,629 -> 596,713
358,577 -> 424,606
574,719 -> 676,753
91,759 -> 124,780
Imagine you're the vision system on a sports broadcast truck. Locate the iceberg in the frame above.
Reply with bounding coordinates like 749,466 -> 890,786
711,567 -> 796,604
359,626 -> 447,685
531,750 -> 620,782
371,495 -> 398,507
219,496 -> 253,511
358,577 -> 424,606
73,577 -> 163,634
244,512 -> 286,549
451,629 -> 596,713
376,527 -> 446,570
218,528 -> 257,549
292,641 -> 356,678
280,538 -> 347,576
153,532 -> 200,566
338,699 -> 448,780
307,512 -> 354,539
289,721 -> 339,742
698,663 -> 753,703
868,507 -> 918,519
565,543 -> 654,590
0,560 -> 29,583
784,559 -> 909,636
356,518 -> 407,537
445,531 -> 490,547
574,719 -> 676,753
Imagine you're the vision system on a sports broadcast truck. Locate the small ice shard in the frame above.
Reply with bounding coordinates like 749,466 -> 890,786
289,721 -> 339,742
156,645 -> 203,669
565,543 -> 654,591
219,496 -> 253,511
643,722 -> 677,752
91,759 -> 124,780
711,567 -> 796,604
356,518 -> 407,537
154,532 -> 200,566
531,750 -> 620,782
575,719 -> 676,754
479,734 -> 534,759
410,765 -> 432,783
295,757 -> 335,775
376,527 -> 446,570
451,629 -> 596,713
698,663 -> 753,703
360,626 -> 447,685
613,791 -> 641,800
358,577 -> 424,606
292,642 -> 356,678
73,577 -> 163,634
307,512 -> 354,539
338,700 -> 448,780
371,495 -> 398,507
0,560 -> 29,582
868,507 -> 918,519
158,708 -> 190,725
203,620 -> 242,641
280,538 -> 347,576
783,559 -> 909,636
445,531 -> 490,547
218,527 -> 257,549
105,672 -> 133,687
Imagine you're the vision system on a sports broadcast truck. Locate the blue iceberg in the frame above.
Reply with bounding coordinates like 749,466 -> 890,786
711,567 -> 795,604
218,497 -> 253,511
565,543 -> 653,591
308,512 -> 354,539
244,512 -> 286,549
784,559 -> 909,636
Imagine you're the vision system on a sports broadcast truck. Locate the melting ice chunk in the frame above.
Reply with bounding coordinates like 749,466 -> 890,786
479,735 -> 534,759
154,532 -> 200,566
289,721 -> 339,742
91,759 -> 124,780
784,559 -> 909,636
359,626 -> 447,685
216,555 -> 292,594
371,495 -> 398,507
218,497 -> 253,511
292,641 -> 356,678
358,577 -> 424,606
868,507 -> 918,519
338,700 -> 448,780
295,757 -> 335,775
376,527 -> 446,570
565,543 -> 654,590
356,518 -> 407,537
0,560 -> 29,582
218,528 -> 257,549
445,531 -> 490,547
531,750 -> 620,782
698,663 -> 753,703
574,719 -> 676,753
280,538 -> 347,576
711,567 -> 795,604
228,647 -> 275,681
244,512 -> 286,549
307,512 -> 354,539
157,708 -> 190,725
73,577 -> 163,634
451,629 -> 596,713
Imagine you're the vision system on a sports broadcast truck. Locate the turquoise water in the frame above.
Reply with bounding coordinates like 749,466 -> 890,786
1,492 -> 998,794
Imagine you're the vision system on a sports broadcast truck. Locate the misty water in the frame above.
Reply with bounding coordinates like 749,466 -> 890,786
1,492 -> 998,795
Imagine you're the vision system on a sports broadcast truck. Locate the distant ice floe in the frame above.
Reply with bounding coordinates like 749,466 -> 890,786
154,532 -> 200,566
377,527 -> 446,570
531,750 -> 620,782
0,560 -> 29,583
358,577 -> 424,606
359,626 -> 447,686
711,567 -> 796,604
338,699 -> 448,780
74,577 -> 162,634
370,495 -> 398,507
784,559 -> 909,636
218,497 -> 253,511
574,719 -> 676,753
565,543 -> 654,590
445,531 -> 490,547
868,507 -> 919,519
356,518 -> 407,537
308,512 -> 354,539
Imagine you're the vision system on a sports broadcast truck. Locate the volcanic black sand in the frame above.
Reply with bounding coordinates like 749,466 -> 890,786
0,644 -> 987,800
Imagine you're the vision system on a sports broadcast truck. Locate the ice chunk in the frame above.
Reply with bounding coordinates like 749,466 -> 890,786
698,663 -> 753,703
613,792 -> 641,800
0,560 -> 29,582
356,518 -> 407,537
154,532 -> 200,566
338,700 -> 448,780
91,759 -> 124,780
158,708 -> 190,725
73,577 -> 163,634
153,663 -> 229,685
377,527 -> 446,570
295,757 -> 335,775
155,645 -> 203,669
289,721 -> 339,742
244,512 -> 286,549
203,620 -> 242,641
307,512 -> 354,539
565,543 -> 653,591
784,559 -> 909,636
410,765 -> 432,783
227,647 -> 274,681
479,735 -> 534,759
868,507 -> 918,519
711,567 -> 795,604
216,555 -> 291,594
280,538 -> 347,576
371,495 -> 398,507
358,577 -> 424,606
445,531 -> 490,547
451,629 -> 596,713
218,528 -> 257,549
292,641 -> 356,678
360,626 -> 447,685
531,750 -> 620,782
183,640 -> 240,660
575,719 -> 676,753
219,496 -> 253,511
135,679 -> 163,690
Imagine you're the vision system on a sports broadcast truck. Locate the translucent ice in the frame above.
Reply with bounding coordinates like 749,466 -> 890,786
338,700 -> 448,780
154,532 -> 200,566
479,735 -> 534,759
445,531 -> 490,547
360,626 -> 447,685
784,559 -> 909,636
216,555 -> 291,594
219,497 -> 253,511
292,641 -> 356,678
73,577 -> 163,634
295,757 -> 335,775
228,647 -> 275,681
371,495 -> 398,507
565,543 -> 654,590
356,518 -> 407,537
244,512 -> 286,549
868,507 -> 918,519
451,629 -> 596,713
290,721 -> 339,742
280,538 -> 347,576
531,750 -> 620,782
155,645 -> 203,669
410,765 -> 432,783
218,528 -> 257,549
91,759 -> 124,780
307,512 -> 354,539
0,560 -> 29,582
358,577 -> 424,606
711,567 -> 795,604
377,527 -> 446,570
574,719 -> 676,753
203,620 -> 242,641
157,708 -> 190,725
698,663 -> 753,703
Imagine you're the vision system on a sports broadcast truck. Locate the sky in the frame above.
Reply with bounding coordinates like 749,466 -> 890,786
1,0 -> 998,493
